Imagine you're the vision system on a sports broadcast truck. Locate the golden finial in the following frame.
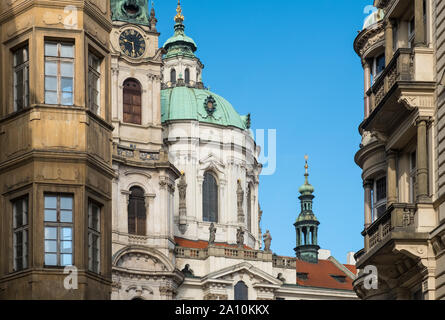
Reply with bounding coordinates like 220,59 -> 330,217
304,155 -> 309,176
175,0 -> 184,23
180,170 -> 185,176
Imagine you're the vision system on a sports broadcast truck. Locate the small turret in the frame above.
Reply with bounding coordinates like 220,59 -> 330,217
294,155 -> 320,264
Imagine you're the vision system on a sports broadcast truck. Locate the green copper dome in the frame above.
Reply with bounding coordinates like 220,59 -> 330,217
163,23 -> 197,59
298,181 -> 314,195
161,87 -> 249,130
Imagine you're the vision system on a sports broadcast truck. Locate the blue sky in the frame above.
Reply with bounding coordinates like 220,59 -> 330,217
154,0 -> 373,263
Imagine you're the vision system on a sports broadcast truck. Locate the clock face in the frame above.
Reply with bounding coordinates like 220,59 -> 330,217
119,29 -> 146,58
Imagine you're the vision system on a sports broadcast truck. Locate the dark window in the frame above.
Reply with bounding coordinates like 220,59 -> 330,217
88,200 -> 101,274
297,272 -> 309,280
185,68 -> 190,84
376,54 -> 385,76
170,69 -> 176,84
13,45 -> 29,111
234,281 -> 248,300
203,172 -> 218,223
128,187 -> 146,235
331,275 -> 347,283
376,177 -> 387,201
123,78 -> 142,125
12,196 -> 29,271
44,194 -> 73,266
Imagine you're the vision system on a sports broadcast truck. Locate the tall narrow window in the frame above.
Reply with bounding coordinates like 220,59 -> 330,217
44,42 -> 74,105
88,201 -> 101,274
13,45 -> 29,111
247,185 -> 252,232
88,52 -> 101,114
203,172 -> 218,223
409,17 -> 415,48
374,177 -> 387,220
185,68 -> 190,84
234,281 -> 248,300
170,69 -> 176,84
12,196 -> 29,271
410,151 -> 417,203
123,78 -> 142,125
44,194 -> 73,266
128,187 -> 146,235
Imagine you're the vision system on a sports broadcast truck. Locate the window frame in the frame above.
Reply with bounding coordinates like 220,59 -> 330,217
122,78 -> 142,125
373,176 -> 387,221
202,171 -> 219,223
13,44 -> 30,112
234,281 -> 248,300
88,51 -> 102,115
88,200 -> 101,274
12,195 -> 29,272
170,68 -> 176,84
127,186 -> 147,236
43,194 -> 74,267
44,41 -> 75,106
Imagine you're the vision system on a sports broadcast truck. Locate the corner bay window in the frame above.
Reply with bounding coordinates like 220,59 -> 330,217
371,54 -> 385,84
44,194 -> 73,267
88,53 -> 101,114
88,201 -> 101,273
45,42 -> 74,105
12,196 -> 29,271
13,45 -> 29,111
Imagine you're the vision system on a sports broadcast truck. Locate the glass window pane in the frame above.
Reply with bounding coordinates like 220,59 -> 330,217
61,78 -> 73,92
45,253 -> 57,266
45,91 -> 58,105
45,196 -> 57,209
45,61 -> 57,76
45,43 -> 58,56
60,44 -> 74,58
61,92 -> 73,105
45,76 -> 57,91
61,241 -> 72,253
45,227 -> 57,240
60,196 -> 73,210
44,209 -> 57,222
61,62 -> 73,77
45,240 -> 57,253
61,254 -> 72,266
60,210 -> 72,223
61,228 -> 72,241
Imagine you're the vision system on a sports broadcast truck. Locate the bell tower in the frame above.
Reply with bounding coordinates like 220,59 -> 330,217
294,156 -> 320,264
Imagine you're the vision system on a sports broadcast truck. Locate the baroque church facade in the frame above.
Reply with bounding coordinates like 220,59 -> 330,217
0,0 -> 357,300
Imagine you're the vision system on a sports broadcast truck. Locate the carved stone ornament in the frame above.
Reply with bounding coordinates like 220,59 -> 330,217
236,227 -> 245,247
263,230 -> 272,252
204,95 -> 217,116
237,180 -> 245,223
209,223 -> 217,245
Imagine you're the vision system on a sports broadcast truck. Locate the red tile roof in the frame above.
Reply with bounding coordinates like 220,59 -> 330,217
296,259 -> 355,291
175,237 -> 252,250
344,264 -> 357,275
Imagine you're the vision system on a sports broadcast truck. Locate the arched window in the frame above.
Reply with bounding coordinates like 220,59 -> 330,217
123,78 -> 142,125
128,186 -> 146,235
247,185 -> 252,232
185,68 -> 190,84
203,172 -> 218,223
234,281 -> 248,300
170,69 -> 176,84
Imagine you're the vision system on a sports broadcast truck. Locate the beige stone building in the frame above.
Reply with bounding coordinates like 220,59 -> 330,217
0,0 -> 114,299
353,0 -> 445,300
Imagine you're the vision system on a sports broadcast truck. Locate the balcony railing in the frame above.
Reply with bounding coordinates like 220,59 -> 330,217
174,246 -> 273,262
362,203 -> 416,253
367,48 -> 413,112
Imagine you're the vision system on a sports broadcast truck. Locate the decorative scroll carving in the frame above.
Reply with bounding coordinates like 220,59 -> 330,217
178,172 -> 188,234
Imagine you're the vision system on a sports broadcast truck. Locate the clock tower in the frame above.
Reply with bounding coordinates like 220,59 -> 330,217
109,1 -> 183,300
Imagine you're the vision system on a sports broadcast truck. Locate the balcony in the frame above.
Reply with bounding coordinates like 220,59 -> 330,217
361,47 -> 435,135
362,203 -> 416,254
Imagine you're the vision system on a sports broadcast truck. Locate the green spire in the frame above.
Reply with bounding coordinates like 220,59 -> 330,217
163,0 -> 198,59
294,155 -> 320,264
111,0 -> 151,26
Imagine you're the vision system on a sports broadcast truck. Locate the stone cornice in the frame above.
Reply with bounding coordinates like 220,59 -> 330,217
354,21 -> 385,57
